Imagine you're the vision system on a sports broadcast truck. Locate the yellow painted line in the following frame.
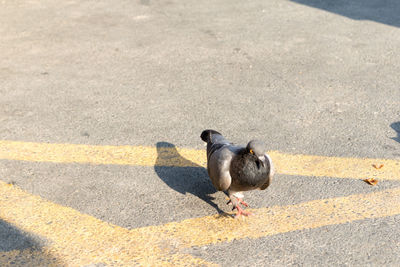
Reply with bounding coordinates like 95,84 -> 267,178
1,140 -> 400,180
0,182 -> 216,266
0,140 -> 202,167
268,151 -> 400,180
1,181 -> 400,265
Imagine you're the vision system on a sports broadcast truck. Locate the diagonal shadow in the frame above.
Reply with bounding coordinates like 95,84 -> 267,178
0,219 -> 41,252
291,0 -> 400,28
391,121 -> 400,143
0,219 -> 63,265
154,142 -> 224,214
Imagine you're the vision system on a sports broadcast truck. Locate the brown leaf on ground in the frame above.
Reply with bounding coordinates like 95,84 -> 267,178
364,178 -> 378,186
6,181 -> 16,186
372,164 -> 384,169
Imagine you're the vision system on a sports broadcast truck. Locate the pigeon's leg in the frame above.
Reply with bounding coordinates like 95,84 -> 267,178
237,198 -> 249,207
228,198 -> 249,207
235,205 -> 252,218
228,192 -> 252,218
232,192 -> 249,207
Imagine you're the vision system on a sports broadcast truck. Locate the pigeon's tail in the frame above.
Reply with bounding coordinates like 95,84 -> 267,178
200,129 -> 223,143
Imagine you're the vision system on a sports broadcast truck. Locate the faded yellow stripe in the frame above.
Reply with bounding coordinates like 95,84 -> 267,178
0,140 -> 204,167
0,140 -> 399,180
0,140 -> 158,166
268,151 -> 400,181
0,182 -> 216,266
1,181 -> 400,265
165,187 -> 400,247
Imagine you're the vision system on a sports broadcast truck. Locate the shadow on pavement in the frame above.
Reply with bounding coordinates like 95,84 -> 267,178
0,219 -> 62,266
154,142 -> 224,214
291,0 -> 400,27
391,122 -> 400,143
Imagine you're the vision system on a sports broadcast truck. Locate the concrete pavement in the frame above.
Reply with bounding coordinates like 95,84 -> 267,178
1,0 -> 400,266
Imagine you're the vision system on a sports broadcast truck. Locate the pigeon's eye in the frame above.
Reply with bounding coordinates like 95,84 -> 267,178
249,149 -> 254,154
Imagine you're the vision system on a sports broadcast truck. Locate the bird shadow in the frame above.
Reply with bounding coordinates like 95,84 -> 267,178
290,0 -> 400,28
390,121 -> 400,143
0,219 -> 63,265
154,142 -> 225,214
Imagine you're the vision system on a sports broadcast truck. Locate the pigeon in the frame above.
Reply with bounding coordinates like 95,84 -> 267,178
200,129 -> 274,217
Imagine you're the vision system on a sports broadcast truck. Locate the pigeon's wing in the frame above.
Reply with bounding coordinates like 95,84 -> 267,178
260,153 -> 274,190
207,146 -> 234,191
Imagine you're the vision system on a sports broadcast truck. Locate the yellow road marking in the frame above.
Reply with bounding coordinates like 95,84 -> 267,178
268,151 -> 400,180
1,181 -> 400,266
0,182 -> 215,266
1,140 -> 400,180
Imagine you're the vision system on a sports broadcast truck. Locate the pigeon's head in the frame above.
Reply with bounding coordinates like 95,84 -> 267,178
247,140 -> 267,168
246,140 -> 266,157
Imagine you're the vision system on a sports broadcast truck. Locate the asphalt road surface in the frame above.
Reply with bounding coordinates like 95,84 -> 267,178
1,0 -> 400,266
